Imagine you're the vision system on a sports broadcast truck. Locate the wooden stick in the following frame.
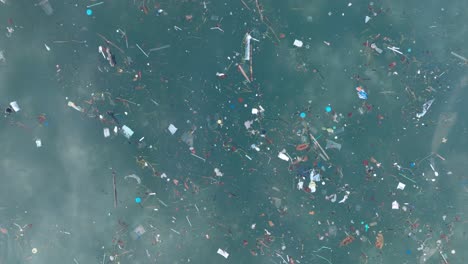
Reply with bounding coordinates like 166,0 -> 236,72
117,28 -> 129,49
263,16 -> 281,43
398,173 -> 416,183
315,254 -> 332,264
309,133 -> 330,161
416,152 -> 434,165
249,41 -> 253,81
434,152 -> 446,161
255,0 -> 264,22
157,198 -> 168,207
97,33 -> 125,54
439,251 -> 448,264
115,97 -> 137,105
136,43 -> 149,57
86,2 -> 104,8
240,0 -> 251,10
451,51 -> 467,63
52,40 -> 87,44
112,171 -> 118,208
191,153 -> 206,162
237,64 -> 251,83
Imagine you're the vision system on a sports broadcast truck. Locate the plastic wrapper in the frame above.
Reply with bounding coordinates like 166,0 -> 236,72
244,34 -> 252,61
308,181 -> 317,193
309,169 -> 321,182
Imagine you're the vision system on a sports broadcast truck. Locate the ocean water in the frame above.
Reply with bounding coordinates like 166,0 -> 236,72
0,0 -> 467,263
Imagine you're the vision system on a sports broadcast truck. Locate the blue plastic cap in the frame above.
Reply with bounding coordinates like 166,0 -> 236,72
300,112 -> 306,118
135,197 -> 142,203
325,106 -> 332,112
86,9 -> 93,16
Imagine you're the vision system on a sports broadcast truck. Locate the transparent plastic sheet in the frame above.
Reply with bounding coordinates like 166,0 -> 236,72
0,233 -> 22,264
328,225 -> 337,237
181,131 -> 194,148
0,234 -> 6,263
419,245 -> 438,263
0,50 -> 5,64
130,225 -> 146,240
325,139 -> 342,151
333,126 -> 345,135
271,197 -> 282,209
206,114 -> 220,130
37,0 -> 53,15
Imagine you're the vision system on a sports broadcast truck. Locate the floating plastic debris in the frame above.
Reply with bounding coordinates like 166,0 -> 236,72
9,101 -> 20,112
293,39 -> 303,48
397,182 -> 406,190
131,225 -> 146,240
217,248 -> 229,259
121,125 -> 134,139
168,124 -> 178,135
326,139 -> 342,150
416,99 -> 434,118
278,152 -> 289,161
356,86 -> 368,99
124,174 -> 141,184
103,128 -> 110,138
214,168 -> 224,177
